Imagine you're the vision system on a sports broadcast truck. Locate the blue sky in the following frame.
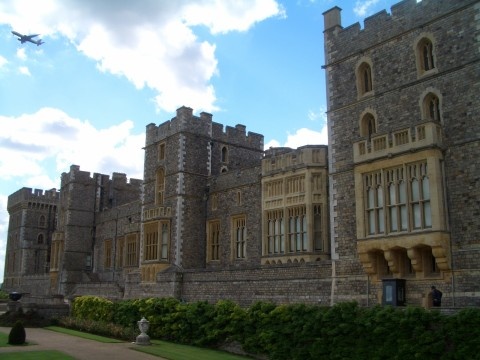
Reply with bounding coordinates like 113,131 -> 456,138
0,0 -> 401,281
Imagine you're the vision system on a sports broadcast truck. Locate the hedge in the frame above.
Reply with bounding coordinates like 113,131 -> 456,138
70,296 -> 480,360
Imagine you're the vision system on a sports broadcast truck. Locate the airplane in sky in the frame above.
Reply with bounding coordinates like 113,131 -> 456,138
11,31 -> 44,46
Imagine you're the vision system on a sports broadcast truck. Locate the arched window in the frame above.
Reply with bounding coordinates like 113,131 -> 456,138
221,146 -> 228,163
38,215 -> 46,228
356,61 -> 374,97
422,93 -> 441,122
360,113 -> 377,139
37,233 -> 44,244
415,36 -> 437,76
155,168 -> 165,205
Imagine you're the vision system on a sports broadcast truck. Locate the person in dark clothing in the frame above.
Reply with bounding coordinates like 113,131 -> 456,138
431,286 -> 442,307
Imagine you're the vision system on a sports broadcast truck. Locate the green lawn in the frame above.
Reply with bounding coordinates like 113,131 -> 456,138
0,331 -> 75,360
44,326 -> 124,343
0,331 -> 30,347
132,339 -> 253,360
1,326 -> 253,360
46,326 -> 252,360
0,350 -> 76,360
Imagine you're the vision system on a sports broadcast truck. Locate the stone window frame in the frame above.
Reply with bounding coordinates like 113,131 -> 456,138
158,142 -> 166,161
207,219 -> 221,262
231,214 -> 247,260
362,161 -> 432,237
221,145 -> 228,163
155,168 -> 165,205
211,193 -> 218,211
359,109 -> 378,140
419,88 -> 443,123
104,239 -> 112,269
265,209 -> 285,255
143,220 -> 170,262
355,57 -> 375,98
414,34 -> 438,77
37,233 -> 45,244
38,215 -> 46,228
236,190 -> 242,206
125,233 -> 139,267
287,205 -> 308,253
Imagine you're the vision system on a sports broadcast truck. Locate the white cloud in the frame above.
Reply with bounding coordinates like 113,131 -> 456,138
0,107 -> 145,183
265,123 -> 328,150
0,55 -> 7,68
0,0 -> 284,113
16,48 -> 26,60
18,65 -> 30,75
354,0 -> 380,17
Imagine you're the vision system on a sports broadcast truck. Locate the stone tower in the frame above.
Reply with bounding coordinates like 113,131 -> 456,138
323,0 -> 480,306
5,187 -> 58,294
141,106 -> 264,282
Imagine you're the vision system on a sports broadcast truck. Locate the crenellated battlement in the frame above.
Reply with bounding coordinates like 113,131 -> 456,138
60,165 -> 141,188
7,187 -> 59,210
323,0 -> 475,64
146,106 -> 263,150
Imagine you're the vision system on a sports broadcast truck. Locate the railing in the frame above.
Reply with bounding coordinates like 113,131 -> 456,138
353,122 -> 443,163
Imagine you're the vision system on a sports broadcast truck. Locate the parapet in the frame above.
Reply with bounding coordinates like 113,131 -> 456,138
146,106 -> 264,151
262,145 -> 328,175
7,187 -> 59,210
61,165 -> 141,188
323,0 -> 473,63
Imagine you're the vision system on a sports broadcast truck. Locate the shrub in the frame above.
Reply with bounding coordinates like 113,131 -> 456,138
8,320 -> 26,345
72,296 -> 113,322
58,316 -> 136,341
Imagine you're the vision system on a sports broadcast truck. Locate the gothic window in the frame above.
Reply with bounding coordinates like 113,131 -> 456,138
144,221 -> 169,262
409,162 -> 431,230
386,168 -> 408,233
158,142 -> 166,161
365,172 -> 384,235
37,233 -> 44,244
232,216 -> 247,259
363,161 -> 432,237
356,61 -> 374,97
155,168 -> 165,205
212,194 -> 218,210
287,206 -> 307,252
266,210 -> 285,254
221,146 -> 228,163
144,222 -> 158,261
360,113 -> 377,139
125,234 -> 138,267
207,220 -> 221,261
423,93 -> 441,122
104,239 -> 112,269
415,37 -> 437,76
38,215 -> 46,228
160,221 -> 169,260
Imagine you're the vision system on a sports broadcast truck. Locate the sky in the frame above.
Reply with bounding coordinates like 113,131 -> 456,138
0,0 -> 402,282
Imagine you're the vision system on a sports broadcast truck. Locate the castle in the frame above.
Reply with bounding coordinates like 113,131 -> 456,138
3,0 -> 480,308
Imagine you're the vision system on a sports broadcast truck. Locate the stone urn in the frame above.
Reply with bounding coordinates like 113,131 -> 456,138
135,317 -> 151,345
